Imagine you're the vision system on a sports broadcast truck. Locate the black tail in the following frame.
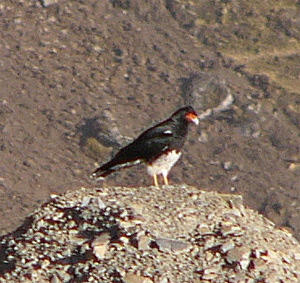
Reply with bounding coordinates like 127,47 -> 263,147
90,159 -> 142,180
91,139 -> 144,180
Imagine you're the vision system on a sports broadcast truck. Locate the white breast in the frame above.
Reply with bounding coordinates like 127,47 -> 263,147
147,150 -> 182,177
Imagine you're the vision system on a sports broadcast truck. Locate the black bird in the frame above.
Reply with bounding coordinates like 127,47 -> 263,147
91,106 -> 199,186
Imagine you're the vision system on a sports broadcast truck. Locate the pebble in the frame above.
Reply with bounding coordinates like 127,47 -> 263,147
41,0 -> 59,8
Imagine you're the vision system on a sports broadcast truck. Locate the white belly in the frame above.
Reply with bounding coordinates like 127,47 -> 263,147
147,150 -> 182,177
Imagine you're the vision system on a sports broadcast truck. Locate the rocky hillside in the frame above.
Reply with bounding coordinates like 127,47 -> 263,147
1,0 -> 300,242
1,186 -> 300,282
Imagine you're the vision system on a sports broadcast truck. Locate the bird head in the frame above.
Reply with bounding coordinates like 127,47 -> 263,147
172,106 -> 199,125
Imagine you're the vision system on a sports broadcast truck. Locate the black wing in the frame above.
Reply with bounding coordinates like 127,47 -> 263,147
91,120 -> 174,178
131,120 -> 174,162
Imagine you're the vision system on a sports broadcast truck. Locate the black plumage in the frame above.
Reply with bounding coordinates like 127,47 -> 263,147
91,106 -> 198,186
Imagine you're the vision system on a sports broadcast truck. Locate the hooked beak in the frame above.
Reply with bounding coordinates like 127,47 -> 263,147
186,112 -> 199,125
191,116 -> 199,125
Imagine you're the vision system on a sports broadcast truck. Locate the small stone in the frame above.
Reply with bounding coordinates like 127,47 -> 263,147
203,266 -> 220,275
226,246 -> 251,269
288,163 -> 300,171
205,251 -> 214,262
50,194 -> 59,199
204,237 -> 217,250
222,194 -> 244,209
158,276 -> 169,283
240,258 -> 251,270
294,252 -> 300,260
97,197 -> 106,209
221,240 -> 235,253
120,236 -> 130,244
123,273 -> 153,283
92,233 -> 110,260
155,238 -> 191,252
222,161 -> 233,170
221,224 -> 243,237
138,235 -> 151,250
282,254 -> 291,264
81,196 -> 91,207
198,223 -> 213,235
51,274 -> 62,283
41,0 -> 59,7
202,272 -> 219,280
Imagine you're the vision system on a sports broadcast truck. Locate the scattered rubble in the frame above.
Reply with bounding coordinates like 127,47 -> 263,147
1,185 -> 300,282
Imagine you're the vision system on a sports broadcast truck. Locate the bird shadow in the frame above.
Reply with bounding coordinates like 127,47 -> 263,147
77,117 -> 100,148
78,117 -> 122,146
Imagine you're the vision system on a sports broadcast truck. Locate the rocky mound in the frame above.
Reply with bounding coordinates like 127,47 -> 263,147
1,185 -> 299,282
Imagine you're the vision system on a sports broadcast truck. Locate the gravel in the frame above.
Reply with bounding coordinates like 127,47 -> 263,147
1,185 -> 300,282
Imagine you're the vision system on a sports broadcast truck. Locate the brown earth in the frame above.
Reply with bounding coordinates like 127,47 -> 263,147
0,0 -> 300,240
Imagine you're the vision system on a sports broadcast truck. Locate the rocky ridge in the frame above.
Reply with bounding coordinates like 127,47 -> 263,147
1,185 -> 299,282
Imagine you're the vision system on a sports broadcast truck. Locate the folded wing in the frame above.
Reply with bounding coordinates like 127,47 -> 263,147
91,122 -> 174,179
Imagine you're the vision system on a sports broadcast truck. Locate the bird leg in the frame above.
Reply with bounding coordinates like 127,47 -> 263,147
153,174 -> 159,187
163,174 -> 169,186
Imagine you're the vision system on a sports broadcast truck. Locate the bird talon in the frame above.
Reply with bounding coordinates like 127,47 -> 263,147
163,174 -> 169,186
153,174 -> 159,187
